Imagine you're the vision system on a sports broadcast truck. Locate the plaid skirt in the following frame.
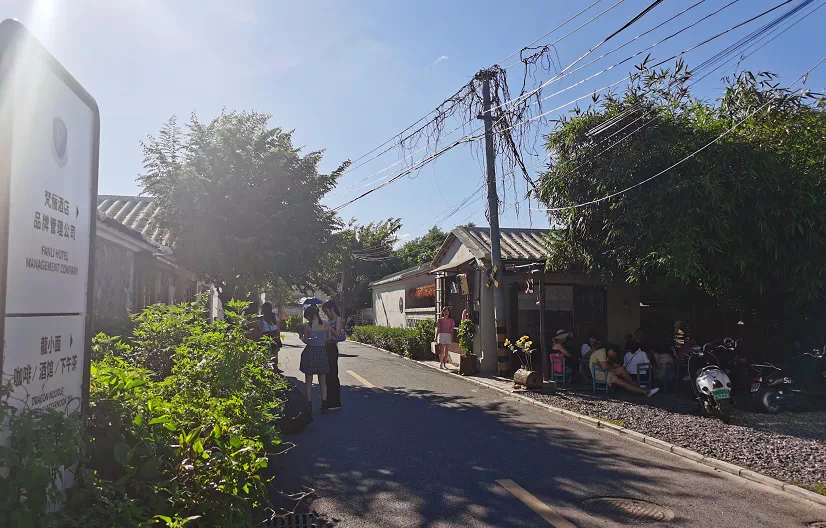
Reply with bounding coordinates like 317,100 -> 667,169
300,345 -> 330,375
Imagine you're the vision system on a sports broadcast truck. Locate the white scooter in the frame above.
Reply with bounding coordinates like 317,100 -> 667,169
688,343 -> 734,423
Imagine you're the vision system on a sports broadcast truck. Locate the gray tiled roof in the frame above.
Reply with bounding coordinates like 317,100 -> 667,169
369,262 -> 433,287
96,195 -> 172,246
452,226 -> 550,262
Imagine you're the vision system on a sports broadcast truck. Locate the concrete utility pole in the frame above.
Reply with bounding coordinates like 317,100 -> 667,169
478,69 -> 509,377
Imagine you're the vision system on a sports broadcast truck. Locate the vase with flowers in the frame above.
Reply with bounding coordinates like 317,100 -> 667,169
505,335 -> 542,389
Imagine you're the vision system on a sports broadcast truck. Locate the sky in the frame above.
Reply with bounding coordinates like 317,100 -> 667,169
3,0 -> 825,244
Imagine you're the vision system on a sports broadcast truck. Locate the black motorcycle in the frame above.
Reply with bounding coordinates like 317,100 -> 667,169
725,338 -> 803,414
787,345 -> 826,407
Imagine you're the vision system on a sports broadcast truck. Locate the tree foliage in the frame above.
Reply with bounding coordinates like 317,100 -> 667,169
139,111 -> 347,302
394,226 -> 448,270
305,219 -> 402,314
537,64 -> 826,335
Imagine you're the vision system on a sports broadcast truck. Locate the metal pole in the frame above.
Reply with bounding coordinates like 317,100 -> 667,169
537,273 -> 549,382
478,70 -> 509,377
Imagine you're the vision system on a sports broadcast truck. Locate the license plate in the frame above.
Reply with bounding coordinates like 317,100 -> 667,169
713,389 -> 730,401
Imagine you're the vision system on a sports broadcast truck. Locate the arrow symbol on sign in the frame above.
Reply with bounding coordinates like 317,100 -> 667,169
70,334 -> 73,347
76,206 -> 79,218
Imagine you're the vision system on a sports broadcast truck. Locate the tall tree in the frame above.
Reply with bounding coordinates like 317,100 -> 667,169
305,219 -> 402,315
395,226 -> 448,270
139,112 -> 347,302
537,65 -> 826,338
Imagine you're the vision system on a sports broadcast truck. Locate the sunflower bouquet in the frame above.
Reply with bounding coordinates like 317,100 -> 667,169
504,335 -> 535,371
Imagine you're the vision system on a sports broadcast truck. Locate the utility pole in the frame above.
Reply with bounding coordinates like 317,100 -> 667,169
478,69 -> 509,377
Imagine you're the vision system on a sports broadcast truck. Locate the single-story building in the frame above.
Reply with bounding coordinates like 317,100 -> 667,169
369,262 -> 434,328
94,195 -> 206,333
370,226 -> 640,375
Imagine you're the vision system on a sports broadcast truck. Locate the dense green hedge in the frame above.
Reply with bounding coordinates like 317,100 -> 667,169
351,319 -> 435,361
0,298 -> 286,527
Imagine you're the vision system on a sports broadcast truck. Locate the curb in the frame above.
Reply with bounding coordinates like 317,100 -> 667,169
344,339 -> 826,510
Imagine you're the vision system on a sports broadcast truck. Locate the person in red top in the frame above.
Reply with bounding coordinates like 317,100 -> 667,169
433,306 -> 456,370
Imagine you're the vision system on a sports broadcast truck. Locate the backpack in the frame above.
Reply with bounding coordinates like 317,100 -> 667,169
278,386 -> 313,434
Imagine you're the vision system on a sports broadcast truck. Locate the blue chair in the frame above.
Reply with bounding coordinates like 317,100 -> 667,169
592,364 -> 609,395
636,362 -> 653,390
552,356 -> 570,386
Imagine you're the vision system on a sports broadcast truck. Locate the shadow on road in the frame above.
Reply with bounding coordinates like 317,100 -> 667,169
268,377 -> 708,527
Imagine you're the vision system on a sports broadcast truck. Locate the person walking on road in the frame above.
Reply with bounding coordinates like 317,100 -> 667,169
434,306 -> 456,369
260,302 -> 282,373
300,304 -> 331,414
322,299 -> 343,410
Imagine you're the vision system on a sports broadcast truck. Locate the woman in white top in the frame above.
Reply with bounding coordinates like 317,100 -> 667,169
580,332 -> 599,359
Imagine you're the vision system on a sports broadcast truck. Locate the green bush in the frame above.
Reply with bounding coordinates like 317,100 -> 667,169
285,314 -> 303,333
351,324 -> 435,360
0,383 -> 85,528
457,319 -> 475,356
412,318 -> 436,360
1,298 -> 285,527
72,300 -> 285,527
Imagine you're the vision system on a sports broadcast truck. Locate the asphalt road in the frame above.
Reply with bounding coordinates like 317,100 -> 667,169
271,334 -> 826,527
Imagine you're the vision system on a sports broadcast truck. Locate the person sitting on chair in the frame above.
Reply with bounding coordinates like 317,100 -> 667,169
550,329 -> 575,380
590,343 -> 659,397
623,345 -> 650,376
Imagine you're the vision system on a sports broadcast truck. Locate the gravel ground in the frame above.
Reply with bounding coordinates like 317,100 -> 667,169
523,388 -> 826,485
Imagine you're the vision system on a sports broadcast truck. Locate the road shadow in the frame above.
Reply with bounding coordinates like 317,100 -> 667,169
267,376 -> 716,527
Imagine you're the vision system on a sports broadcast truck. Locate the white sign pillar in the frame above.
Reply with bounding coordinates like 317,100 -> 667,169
0,20 -> 99,418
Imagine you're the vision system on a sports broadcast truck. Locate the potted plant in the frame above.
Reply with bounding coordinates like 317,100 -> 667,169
506,336 -> 542,389
456,319 -> 478,375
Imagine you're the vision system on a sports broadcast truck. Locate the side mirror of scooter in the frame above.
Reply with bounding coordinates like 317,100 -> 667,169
723,337 -> 734,348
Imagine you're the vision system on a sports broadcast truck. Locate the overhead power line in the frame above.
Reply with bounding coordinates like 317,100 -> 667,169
339,0 -> 616,181
332,0 -> 751,198
492,0 -> 787,122
492,0 -> 804,139
497,0 -> 607,66
332,0 -> 803,212
502,0 -> 629,70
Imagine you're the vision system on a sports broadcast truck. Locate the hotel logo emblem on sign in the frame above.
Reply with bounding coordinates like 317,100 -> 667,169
52,116 -> 68,167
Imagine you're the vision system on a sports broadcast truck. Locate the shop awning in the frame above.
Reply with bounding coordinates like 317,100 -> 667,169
430,245 -> 475,274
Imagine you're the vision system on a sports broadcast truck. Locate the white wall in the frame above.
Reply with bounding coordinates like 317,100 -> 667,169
372,272 -> 433,328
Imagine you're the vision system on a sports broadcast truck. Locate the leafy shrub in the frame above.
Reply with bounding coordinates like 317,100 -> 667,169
0,383 -> 84,528
457,319 -> 475,356
66,300 -> 286,527
285,314 -> 303,333
129,302 -> 206,379
0,299 -> 285,527
412,318 -> 436,360
351,325 -> 432,360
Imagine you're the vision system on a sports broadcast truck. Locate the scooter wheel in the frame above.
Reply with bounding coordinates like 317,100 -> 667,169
759,388 -> 783,415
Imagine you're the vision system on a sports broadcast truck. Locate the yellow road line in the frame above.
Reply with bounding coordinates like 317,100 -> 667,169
496,479 -> 577,527
346,370 -> 376,389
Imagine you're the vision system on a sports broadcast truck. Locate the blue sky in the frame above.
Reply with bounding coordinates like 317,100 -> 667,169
4,0 -> 825,243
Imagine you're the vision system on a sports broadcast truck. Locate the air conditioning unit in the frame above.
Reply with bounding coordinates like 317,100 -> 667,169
456,273 -> 470,296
